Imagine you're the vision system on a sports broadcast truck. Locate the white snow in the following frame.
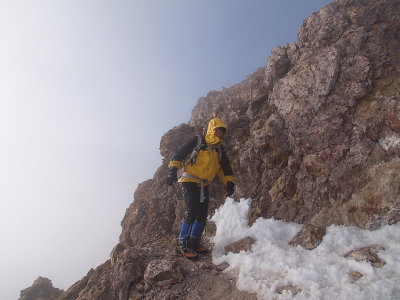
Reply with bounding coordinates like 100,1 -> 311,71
210,198 -> 400,300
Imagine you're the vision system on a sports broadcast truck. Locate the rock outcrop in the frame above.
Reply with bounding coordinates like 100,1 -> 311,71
345,244 -> 387,268
60,235 -> 256,300
191,0 -> 400,231
59,0 -> 400,299
289,224 -> 326,250
224,236 -> 256,254
19,277 -> 63,300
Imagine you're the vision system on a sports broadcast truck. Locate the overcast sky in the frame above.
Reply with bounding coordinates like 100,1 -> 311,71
0,1 -> 332,299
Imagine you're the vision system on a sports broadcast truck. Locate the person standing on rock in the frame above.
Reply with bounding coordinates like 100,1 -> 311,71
166,118 -> 235,259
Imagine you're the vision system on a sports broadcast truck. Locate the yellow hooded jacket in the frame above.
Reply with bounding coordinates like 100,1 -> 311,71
168,118 -> 234,185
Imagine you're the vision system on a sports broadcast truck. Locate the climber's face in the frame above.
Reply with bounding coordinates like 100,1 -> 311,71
214,127 -> 226,139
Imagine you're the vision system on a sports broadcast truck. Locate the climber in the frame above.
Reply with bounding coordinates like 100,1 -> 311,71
166,118 -> 235,259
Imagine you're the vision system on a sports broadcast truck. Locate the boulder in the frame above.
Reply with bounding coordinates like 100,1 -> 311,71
144,259 -> 182,287
275,285 -> 302,295
349,271 -> 363,281
224,236 -> 256,254
345,244 -> 386,268
19,277 -> 63,300
289,224 -> 326,250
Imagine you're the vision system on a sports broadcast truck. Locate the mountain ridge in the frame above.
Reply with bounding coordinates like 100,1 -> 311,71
19,0 -> 400,299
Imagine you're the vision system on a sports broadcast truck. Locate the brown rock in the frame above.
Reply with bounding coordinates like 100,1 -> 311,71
289,224 -> 326,250
59,248 -> 144,300
204,220 -> 217,237
276,285 -> 302,295
19,277 -> 63,300
215,262 -> 230,272
224,236 -> 256,254
265,46 -> 291,91
110,242 -> 125,266
349,271 -> 363,281
199,262 -> 214,270
345,244 -> 386,267
144,259 -> 182,286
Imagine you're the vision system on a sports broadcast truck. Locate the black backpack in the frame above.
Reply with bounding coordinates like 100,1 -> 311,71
189,135 -> 223,165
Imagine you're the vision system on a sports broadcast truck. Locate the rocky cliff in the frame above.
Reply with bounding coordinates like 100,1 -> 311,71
57,0 -> 399,299
19,277 -> 63,300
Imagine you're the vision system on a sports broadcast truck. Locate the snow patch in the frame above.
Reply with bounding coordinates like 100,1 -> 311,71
211,198 -> 400,300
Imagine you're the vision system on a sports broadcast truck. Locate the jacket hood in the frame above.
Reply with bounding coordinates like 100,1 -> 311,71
205,118 -> 227,144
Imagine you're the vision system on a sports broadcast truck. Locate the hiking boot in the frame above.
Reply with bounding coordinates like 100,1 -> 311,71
190,238 -> 209,254
179,240 -> 199,260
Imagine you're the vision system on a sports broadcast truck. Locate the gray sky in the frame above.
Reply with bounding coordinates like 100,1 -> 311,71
0,1 -> 331,299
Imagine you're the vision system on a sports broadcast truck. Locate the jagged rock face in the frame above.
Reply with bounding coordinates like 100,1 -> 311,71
119,0 -> 400,250
188,0 -> 400,230
19,277 -> 63,300
59,248 -> 145,300
60,1 -> 400,299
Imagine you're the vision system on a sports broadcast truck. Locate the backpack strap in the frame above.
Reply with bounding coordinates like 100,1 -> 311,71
189,135 -> 223,165
217,144 -> 223,162
189,135 -> 203,165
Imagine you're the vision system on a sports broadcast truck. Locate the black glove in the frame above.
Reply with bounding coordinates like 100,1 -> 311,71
166,167 -> 178,186
226,181 -> 235,197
